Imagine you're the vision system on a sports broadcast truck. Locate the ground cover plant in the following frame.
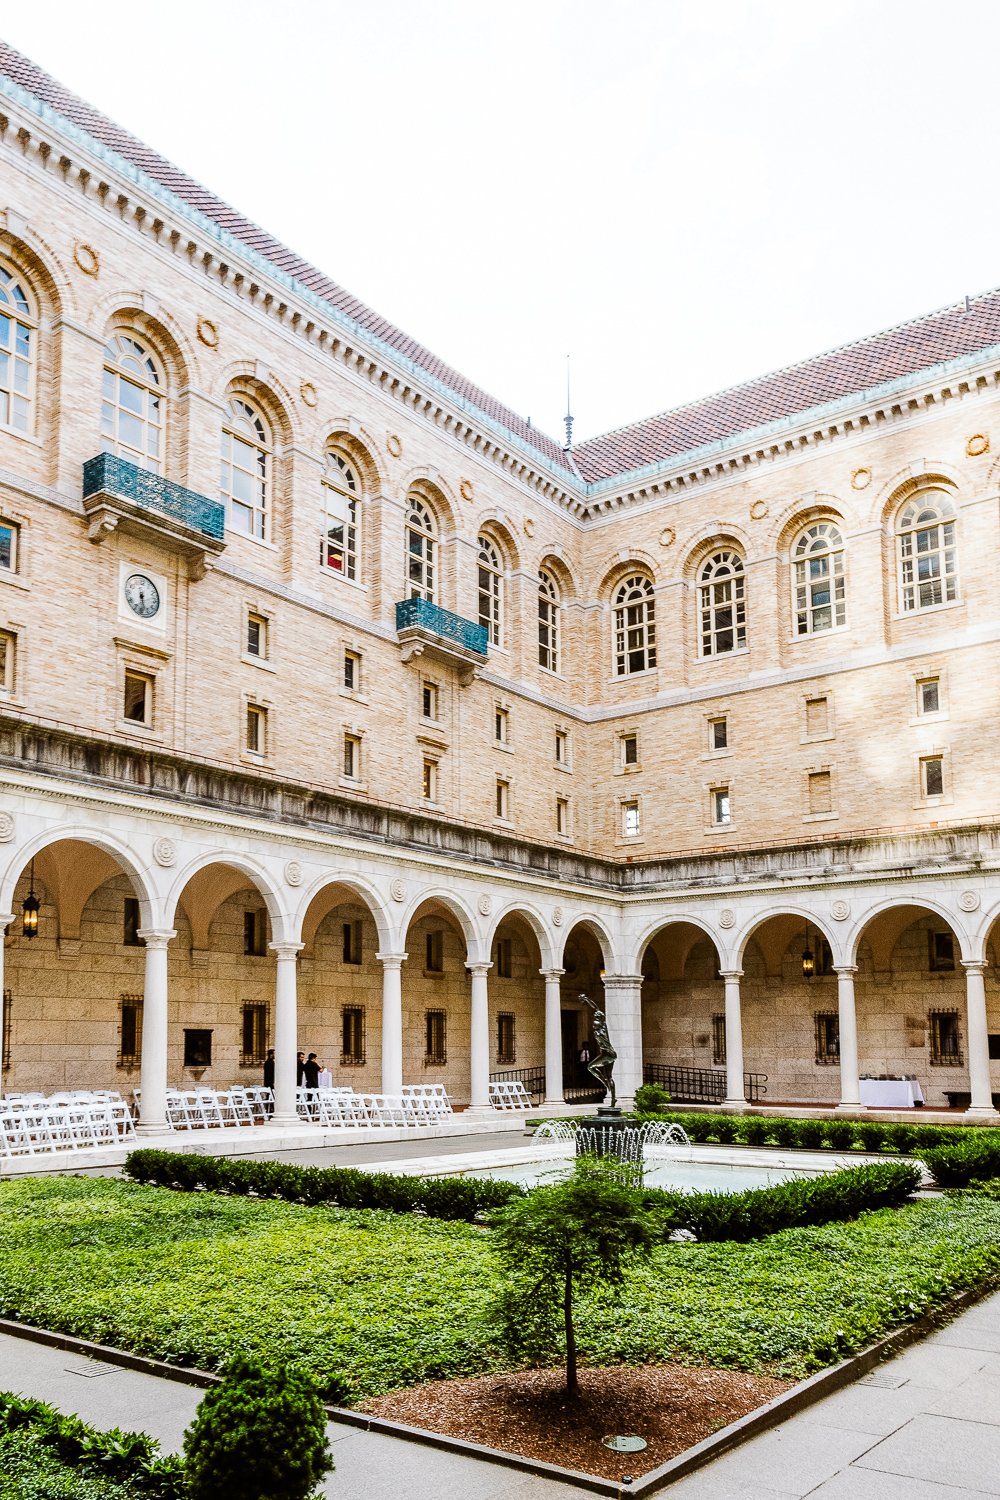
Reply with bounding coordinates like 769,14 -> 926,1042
0,1393 -> 184,1499
2,1177 -> 1000,1398
0,1426 -> 143,1500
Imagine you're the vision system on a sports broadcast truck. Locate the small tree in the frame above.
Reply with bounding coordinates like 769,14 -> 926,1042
182,1355 -> 333,1500
490,1156 -> 655,1396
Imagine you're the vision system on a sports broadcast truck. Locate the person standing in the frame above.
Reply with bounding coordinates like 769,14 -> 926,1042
296,1051 -> 306,1086
262,1048 -> 275,1091
303,1052 -> 321,1090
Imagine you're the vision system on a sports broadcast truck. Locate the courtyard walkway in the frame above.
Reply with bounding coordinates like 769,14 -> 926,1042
2,1286 -> 999,1496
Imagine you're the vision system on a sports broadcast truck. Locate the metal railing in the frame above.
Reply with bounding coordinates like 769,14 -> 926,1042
643,1062 -> 768,1104
83,453 -> 226,542
488,1066 -> 608,1106
395,595 -> 489,656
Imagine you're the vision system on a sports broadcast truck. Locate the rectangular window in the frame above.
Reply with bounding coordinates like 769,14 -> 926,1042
555,729 -> 568,765
183,1028 -> 213,1069
495,937 -> 512,979
712,786 -> 732,825
246,703 -> 267,756
342,919 -> 362,965
918,676 -> 940,715
922,755 -> 944,798
425,929 -> 444,973
709,716 -> 728,751
495,706 -> 509,744
422,681 -> 439,720
422,757 -> 438,802
0,630 -> 15,694
246,612 -> 268,659
622,799 -> 640,837
0,522 -> 18,573
495,778 -> 510,820
928,931 -> 955,972
808,770 -> 833,814
123,670 -> 152,725
621,732 -> 638,768
425,1008 -> 447,1064
497,1011 -> 516,1064
123,896 -> 141,947
1,988 -> 10,1073
244,908 -> 267,957
117,993 -> 142,1069
930,1008 -> 962,1066
556,796 -> 570,835
342,1005 -> 365,1064
711,1012 -> 726,1066
343,733 -> 361,780
814,1011 -> 840,1064
805,695 -> 829,738
344,650 -> 361,692
240,1002 -> 268,1066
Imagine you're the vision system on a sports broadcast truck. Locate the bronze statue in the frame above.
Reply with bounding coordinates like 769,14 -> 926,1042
580,993 -> 617,1108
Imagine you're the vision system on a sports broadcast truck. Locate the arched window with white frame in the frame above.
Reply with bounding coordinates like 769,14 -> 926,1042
897,493 -> 958,612
406,495 -> 437,601
538,568 -> 560,673
0,262 -> 36,434
699,549 -> 746,656
101,333 -> 163,471
478,534 -> 504,646
793,521 -> 846,635
613,573 -> 656,675
221,398 -> 271,540
320,448 -> 360,579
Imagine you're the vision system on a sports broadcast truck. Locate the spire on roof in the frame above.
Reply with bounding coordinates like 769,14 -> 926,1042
563,355 -> 573,451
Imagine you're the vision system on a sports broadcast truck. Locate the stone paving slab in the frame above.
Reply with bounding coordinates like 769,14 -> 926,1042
855,1413 -> 1000,1496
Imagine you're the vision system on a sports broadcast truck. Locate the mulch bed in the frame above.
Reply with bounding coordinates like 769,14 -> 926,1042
360,1364 -> 793,1481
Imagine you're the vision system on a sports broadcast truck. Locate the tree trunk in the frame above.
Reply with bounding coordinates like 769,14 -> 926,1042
564,1262 -> 577,1396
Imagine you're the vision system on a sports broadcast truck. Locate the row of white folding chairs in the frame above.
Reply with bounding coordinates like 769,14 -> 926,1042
489,1080 -> 533,1110
157,1086 -> 274,1130
1,1091 -> 134,1142
401,1084 -> 453,1118
0,1101 -> 132,1155
297,1087 -> 450,1128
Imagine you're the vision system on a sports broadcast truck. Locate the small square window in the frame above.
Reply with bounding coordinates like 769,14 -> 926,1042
422,757 -> 438,802
495,778 -> 510,820
495,937 -> 513,978
123,896 -> 141,947
496,1011 -> 516,1064
342,1005 -> 365,1064
495,706 -> 509,744
246,612 -> 268,659
556,796 -> 570,835
621,733 -> 638,768
805,696 -> 829,738
622,799 -> 640,837
922,755 -> 944,798
183,1028 -> 213,1069
246,703 -> 267,756
123,670 -> 152,725
241,1002 -> 268,1066
344,650 -> 361,691
928,931 -> 955,972
711,1013 -> 726,1066
244,909 -> 267,957
342,919 -> 362,965
808,770 -> 832,814
425,1008 -> 447,1064
422,681 -> 439,720
0,522 -> 18,573
555,729 -> 568,765
929,1008 -> 962,1066
712,786 -> 731,825
709,716 -> 728,751
425,930 -> 444,973
0,630 -> 16,694
918,677 -> 940,715
343,732 -> 361,780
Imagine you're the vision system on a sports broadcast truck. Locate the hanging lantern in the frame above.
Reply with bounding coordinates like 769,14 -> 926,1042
801,923 -> 814,979
21,858 -> 39,940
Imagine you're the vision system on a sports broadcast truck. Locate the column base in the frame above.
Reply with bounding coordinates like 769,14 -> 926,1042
462,1105 -> 497,1121
269,1112 -> 301,1129
963,1106 -> 1000,1123
135,1121 -> 168,1137
835,1101 -> 863,1114
721,1098 -> 749,1113
542,1096 -> 566,1107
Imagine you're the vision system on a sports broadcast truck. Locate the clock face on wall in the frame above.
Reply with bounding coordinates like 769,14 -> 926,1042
124,573 -> 161,619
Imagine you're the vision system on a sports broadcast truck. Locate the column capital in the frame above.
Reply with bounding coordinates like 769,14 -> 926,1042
137,928 -> 176,950
269,941 -> 303,960
540,967 -> 565,981
601,972 -> 643,990
961,959 -> 987,974
376,951 -> 408,970
833,965 -> 858,977
466,960 -> 493,977
719,968 -> 743,982
0,911 -> 15,932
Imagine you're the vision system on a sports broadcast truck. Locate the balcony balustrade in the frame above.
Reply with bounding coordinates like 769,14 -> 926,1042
82,453 -> 226,573
395,595 -> 488,680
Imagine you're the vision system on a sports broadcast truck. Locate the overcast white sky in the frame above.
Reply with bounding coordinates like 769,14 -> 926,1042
5,1 -> 1000,445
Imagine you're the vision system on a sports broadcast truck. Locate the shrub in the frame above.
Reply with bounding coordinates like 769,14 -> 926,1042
182,1356 -> 331,1500
634,1083 -> 672,1112
125,1149 -> 524,1221
923,1136 -> 1000,1187
632,1108 -> 989,1158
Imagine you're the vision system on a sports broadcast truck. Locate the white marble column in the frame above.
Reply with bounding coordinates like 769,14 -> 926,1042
467,960 -> 492,1111
270,941 -> 302,1127
962,960 -> 999,1120
720,969 -> 746,1108
601,974 -> 643,1107
377,952 -> 406,1097
136,928 -> 175,1134
541,967 -> 565,1103
834,965 -> 861,1110
0,912 -> 14,1097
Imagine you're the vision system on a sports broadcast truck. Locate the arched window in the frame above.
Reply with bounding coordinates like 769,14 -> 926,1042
320,449 -> 360,579
221,398 -> 271,540
793,522 -> 846,635
101,334 -> 163,471
897,494 -> 958,612
0,263 -> 35,434
538,569 -> 560,673
614,574 -> 656,675
699,549 -> 746,656
406,495 -> 436,601
478,534 -> 504,646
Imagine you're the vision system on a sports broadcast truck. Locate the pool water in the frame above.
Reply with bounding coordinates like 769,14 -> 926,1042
455,1154 -> 812,1193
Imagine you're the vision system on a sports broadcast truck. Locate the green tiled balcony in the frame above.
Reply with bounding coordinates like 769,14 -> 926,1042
82,453 -> 226,571
395,596 -> 489,680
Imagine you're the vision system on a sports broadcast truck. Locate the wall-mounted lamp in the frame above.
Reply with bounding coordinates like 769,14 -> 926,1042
21,858 -> 39,940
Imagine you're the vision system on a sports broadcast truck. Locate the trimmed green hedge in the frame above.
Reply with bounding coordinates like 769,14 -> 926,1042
125,1148 -> 525,1220
630,1107 -> 988,1156
0,1391 -> 185,1498
923,1136 -> 1000,1187
647,1161 -> 922,1243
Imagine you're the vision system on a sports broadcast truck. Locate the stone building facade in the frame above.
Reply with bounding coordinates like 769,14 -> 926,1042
0,41 -> 999,1127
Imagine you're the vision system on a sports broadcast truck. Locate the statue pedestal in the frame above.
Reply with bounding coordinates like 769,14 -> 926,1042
575,1107 -> 633,1157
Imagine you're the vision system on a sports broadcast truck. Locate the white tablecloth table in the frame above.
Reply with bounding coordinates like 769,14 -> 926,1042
317,1069 -> 333,1089
859,1078 -> 924,1108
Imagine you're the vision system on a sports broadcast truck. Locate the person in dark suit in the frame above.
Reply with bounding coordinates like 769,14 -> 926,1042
296,1051 -> 306,1086
262,1048 -> 275,1091
303,1053 -> 321,1090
